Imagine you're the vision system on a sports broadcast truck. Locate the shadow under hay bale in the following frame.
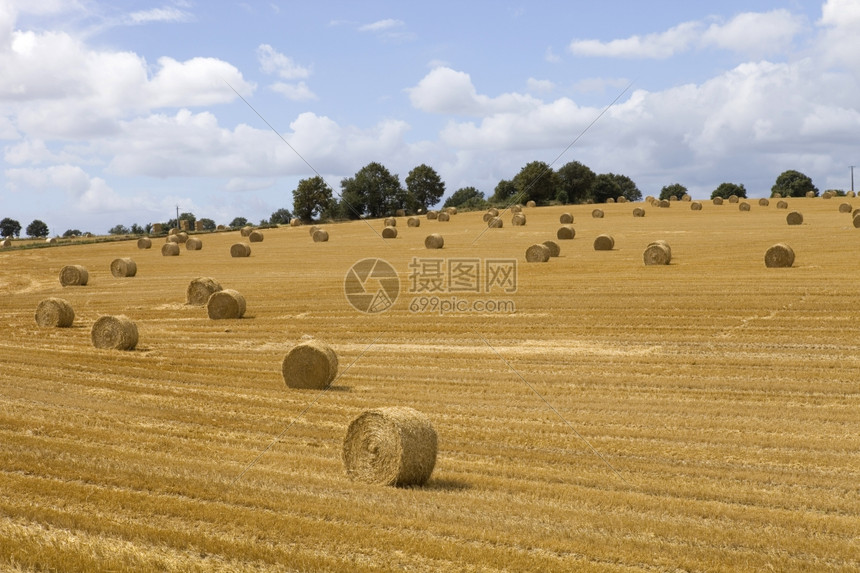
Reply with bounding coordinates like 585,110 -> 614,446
559,213 -> 573,224
186,277 -> 222,306
59,265 -> 88,286
207,289 -> 246,319
542,240 -> 560,257
161,243 -> 180,256
137,237 -> 152,249
35,298 -> 74,328
282,339 -> 338,389
765,243 -> 795,268
313,229 -> 329,242
91,315 -> 138,350
593,234 -> 615,251
230,243 -> 251,257
185,237 -> 203,250
786,211 -> 803,225
525,243 -> 551,262
592,208 -> 604,218
382,226 -> 398,238
556,225 -> 575,240
424,233 -> 444,249
110,258 -> 137,278
643,240 -> 671,265
342,406 -> 437,487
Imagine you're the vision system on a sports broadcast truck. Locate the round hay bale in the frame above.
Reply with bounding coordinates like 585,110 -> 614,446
166,234 -> 181,244
395,209 -> 406,217
739,202 -> 751,211
137,237 -> 152,249
765,243 -> 795,268
593,234 -> 615,251
207,289 -> 246,319
59,265 -> 88,286
186,277 -> 223,306
185,237 -> 203,250
511,213 -> 526,226
526,200 -> 536,208
91,315 -> 138,351
592,209 -> 604,218
759,198 -> 770,207
436,212 -> 450,222
606,197 -> 615,204
617,196 -> 628,203
168,228 -> 178,236
525,243 -> 551,262
161,242 -> 180,256
382,226 -> 398,239
308,225 -> 319,237
681,194 -> 691,202
487,208 -> 500,217
838,202 -> 852,213
248,230 -> 264,243
556,225 -> 575,240
176,232 -> 188,244
805,191 -> 816,198
510,204 -> 522,213
658,200 -> 670,208
643,241 -> 671,265
777,200 -> 789,209
426,211 -> 438,220
822,191 -> 834,199
632,207 -> 646,217
847,191 -> 856,198
342,406 -> 437,486
110,258 -> 137,278
384,217 -> 397,227
1,238 -> 11,248
853,209 -> 860,219
786,211 -> 804,225
35,298 -> 74,328
668,195 -> 678,202
690,201 -> 703,211
853,214 -> 860,228
559,213 -> 573,224
282,339 -> 338,389
290,219 -> 303,227
488,217 -> 503,228
446,207 -> 458,215
713,197 -> 724,205
542,240 -> 560,257
312,229 -> 330,242
407,217 -> 420,227
230,243 -> 251,257
482,212 -> 493,222
216,224 -> 227,231
424,233 -> 444,249
240,226 -> 253,237
728,195 -> 739,203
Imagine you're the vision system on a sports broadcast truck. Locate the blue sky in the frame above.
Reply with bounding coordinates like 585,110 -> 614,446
1,0 -> 858,234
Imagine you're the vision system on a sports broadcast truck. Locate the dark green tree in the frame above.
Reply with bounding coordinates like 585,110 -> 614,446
0,218 -> 22,237
340,162 -> 404,219
129,224 -> 145,235
591,174 -> 623,204
557,161 -> 596,204
490,179 -> 517,204
512,161 -> 559,204
605,173 -> 642,201
293,176 -> 335,222
771,170 -> 818,197
443,187 -> 486,210
196,218 -> 216,231
62,229 -> 81,238
405,164 -> 445,211
26,219 -> 49,238
109,224 -> 130,235
269,208 -> 292,225
229,217 -> 248,228
660,183 -> 689,201
711,182 -> 747,200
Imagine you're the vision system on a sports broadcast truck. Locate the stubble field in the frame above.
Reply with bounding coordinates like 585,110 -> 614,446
1,198 -> 858,571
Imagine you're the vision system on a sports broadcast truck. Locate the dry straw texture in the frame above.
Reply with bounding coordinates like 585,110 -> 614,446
839,203 -> 852,213
511,213 -> 526,226
437,212 -> 450,222
681,194 -> 691,202
382,226 -> 398,239
759,198 -> 770,206
110,258 -> 137,278
510,204 -> 522,213
1,238 -> 10,247
166,235 -> 181,244
525,243 -> 551,262
713,197 -> 724,205
765,243 -> 795,268
384,217 -> 397,227
542,240 -> 560,257
59,265 -> 88,286
786,211 -> 804,225
643,241 -> 672,265
556,225 -> 575,240
618,196 -> 628,203
35,298 -> 74,328
309,225 -> 319,237
482,212 -> 493,222
777,200 -> 789,209
658,200 -> 670,208
185,237 -> 203,250
407,217 -> 420,227
230,243 -> 251,257
161,243 -> 180,256
669,195 -> 678,202
606,198 -> 615,204
282,339 -> 339,389
91,315 -> 138,351
853,214 -> 860,229
137,237 -> 152,249
176,232 -> 189,244
446,207 -> 458,215
289,219 -> 302,227
806,191 -> 816,198
559,213 -> 573,224
186,277 -> 223,306
424,233 -> 444,249
592,209 -> 604,218
488,217 -> 503,228
240,226 -> 253,237
593,234 -> 615,251
739,202 -> 751,211
426,211 -> 438,220
312,229 -> 330,242
728,195 -> 739,203
487,208 -> 499,217
691,202 -> 703,211
207,289 -> 246,319
342,407 -> 437,486
248,231 -> 264,243
526,200 -> 536,208
632,207 -> 646,217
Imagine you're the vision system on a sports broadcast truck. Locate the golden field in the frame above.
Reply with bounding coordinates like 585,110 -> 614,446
1,197 -> 858,572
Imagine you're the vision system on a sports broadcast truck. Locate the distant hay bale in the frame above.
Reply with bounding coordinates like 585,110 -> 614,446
511,213 -> 526,226
342,406 -> 437,486
91,315 -> 138,351
592,209 -> 604,218
407,217 -> 420,227
526,200 -> 536,208
186,277 -> 223,306
230,243 -> 251,257
59,265 -> 88,287
382,226 -> 398,238
185,237 -> 203,250
282,339 -> 338,389
166,234 -> 181,244
728,195 -> 739,203
786,211 -> 804,225
488,217 -> 503,228
384,217 -> 397,227
425,233 -> 444,249
313,229 -> 330,242
35,298 -> 74,328
606,197 -> 615,204
290,219 -> 303,227
176,232 -> 188,244
482,212 -> 493,222
681,194 -> 691,202
632,207 -> 646,217
822,191 -> 833,199
161,243 -> 180,256
1,238 -> 11,248
556,225 -> 575,240
152,223 -> 164,234
765,243 -> 795,268
240,226 -> 253,237
690,201 -> 703,211
772,193 -> 783,198
542,240 -> 560,257
309,225 -> 319,237
207,289 -> 246,319
593,234 -> 615,251
437,212 -> 450,222
739,202 -> 751,211
759,198 -> 770,206
713,197 -> 724,205
137,237 -> 152,249
110,258 -> 137,278
777,200 -> 789,209
559,213 -> 573,224
426,211 -> 438,220
525,243 -> 551,262
645,195 -> 655,202
617,196 -> 628,203
853,214 -> 860,228
510,204 -> 522,213
668,195 -> 678,202
643,241 -> 671,265
446,207 -> 458,215
658,200 -> 670,208
487,208 -> 500,217
847,191 -> 856,198
248,230 -> 264,243
805,191 -> 816,198
838,203 -> 852,213
168,228 -> 178,236
395,209 -> 406,217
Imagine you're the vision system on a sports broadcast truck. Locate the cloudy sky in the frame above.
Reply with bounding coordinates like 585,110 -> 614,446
1,0 -> 858,234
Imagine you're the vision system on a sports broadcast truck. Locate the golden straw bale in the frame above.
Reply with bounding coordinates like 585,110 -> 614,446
248,230 -> 264,243
424,233 -> 444,249
786,211 -> 803,225
59,265 -> 88,286
559,213 -> 573,224
185,237 -> 203,250
525,243 -> 551,262
592,208 -> 604,218
488,217 -> 503,228
110,258 -> 137,278
511,213 -> 526,226
542,240 -> 560,257
313,229 -> 330,242
643,241 -> 671,265
35,298 -> 74,328
765,243 -> 795,268
186,277 -> 222,306
91,315 -> 138,350
593,234 -> 615,251
137,237 -> 152,249
556,225 -> 575,240
690,202 -> 703,211
230,243 -> 251,257
407,217 -> 420,227
382,226 -> 398,238
282,339 -> 339,389
207,289 -> 246,319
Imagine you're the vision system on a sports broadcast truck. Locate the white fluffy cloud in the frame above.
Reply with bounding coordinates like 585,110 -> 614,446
407,66 -> 541,116
569,21 -> 701,59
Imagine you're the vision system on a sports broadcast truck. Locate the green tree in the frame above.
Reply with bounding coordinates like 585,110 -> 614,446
660,183 -> 689,201
62,229 -> 81,238
109,224 -> 130,235
405,164 -> 445,211
490,179 -> 517,204
557,161 -> 596,204
1,218 -> 22,237
512,161 -> 559,204
711,182 -> 747,200
129,224 -> 145,235
606,173 -> 642,202
443,187 -> 486,210
26,219 -> 49,238
197,218 -> 216,231
340,162 -> 404,219
293,176 -> 335,222
771,170 -> 818,197
591,174 -> 623,204
229,217 -> 248,228
166,212 -> 196,229
269,208 -> 292,225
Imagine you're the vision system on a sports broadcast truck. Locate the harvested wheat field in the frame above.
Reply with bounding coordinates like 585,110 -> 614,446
1,200 -> 859,572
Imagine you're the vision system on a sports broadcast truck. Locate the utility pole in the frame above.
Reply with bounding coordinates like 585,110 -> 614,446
176,205 -> 180,230
851,166 -> 855,193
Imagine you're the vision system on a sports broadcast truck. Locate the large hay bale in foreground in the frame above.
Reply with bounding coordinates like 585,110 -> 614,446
786,211 -> 803,225
59,265 -> 88,286
342,406 -> 437,486
384,217 -> 397,227
557,225 -> 575,240
185,237 -> 203,250
110,258 -> 137,278
488,217 -> 503,228
777,200 -> 789,209
424,233 -> 444,249
739,202 -> 751,211
542,240 -> 560,257
691,201 -> 703,211
230,243 -> 251,257
91,315 -> 138,350
593,234 -> 615,251
632,207 -> 645,217
559,213 -> 573,224
248,230 -> 264,243
511,213 -> 526,226
407,217 -> 420,227
186,277 -> 222,306
643,241 -> 671,265
592,208 -> 604,218
207,289 -> 246,319
161,243 -> 180,256
839,203 -> 852,213
282,339 -> 338,389
765,243 -> 795,268
137,237 -> 152,249
713,197 -> 724,205
437,212 -> 450,222
35,298 -> 74,328
313,229 -> 330,242
382,226 -> 398,238
525,243 -> 551,262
